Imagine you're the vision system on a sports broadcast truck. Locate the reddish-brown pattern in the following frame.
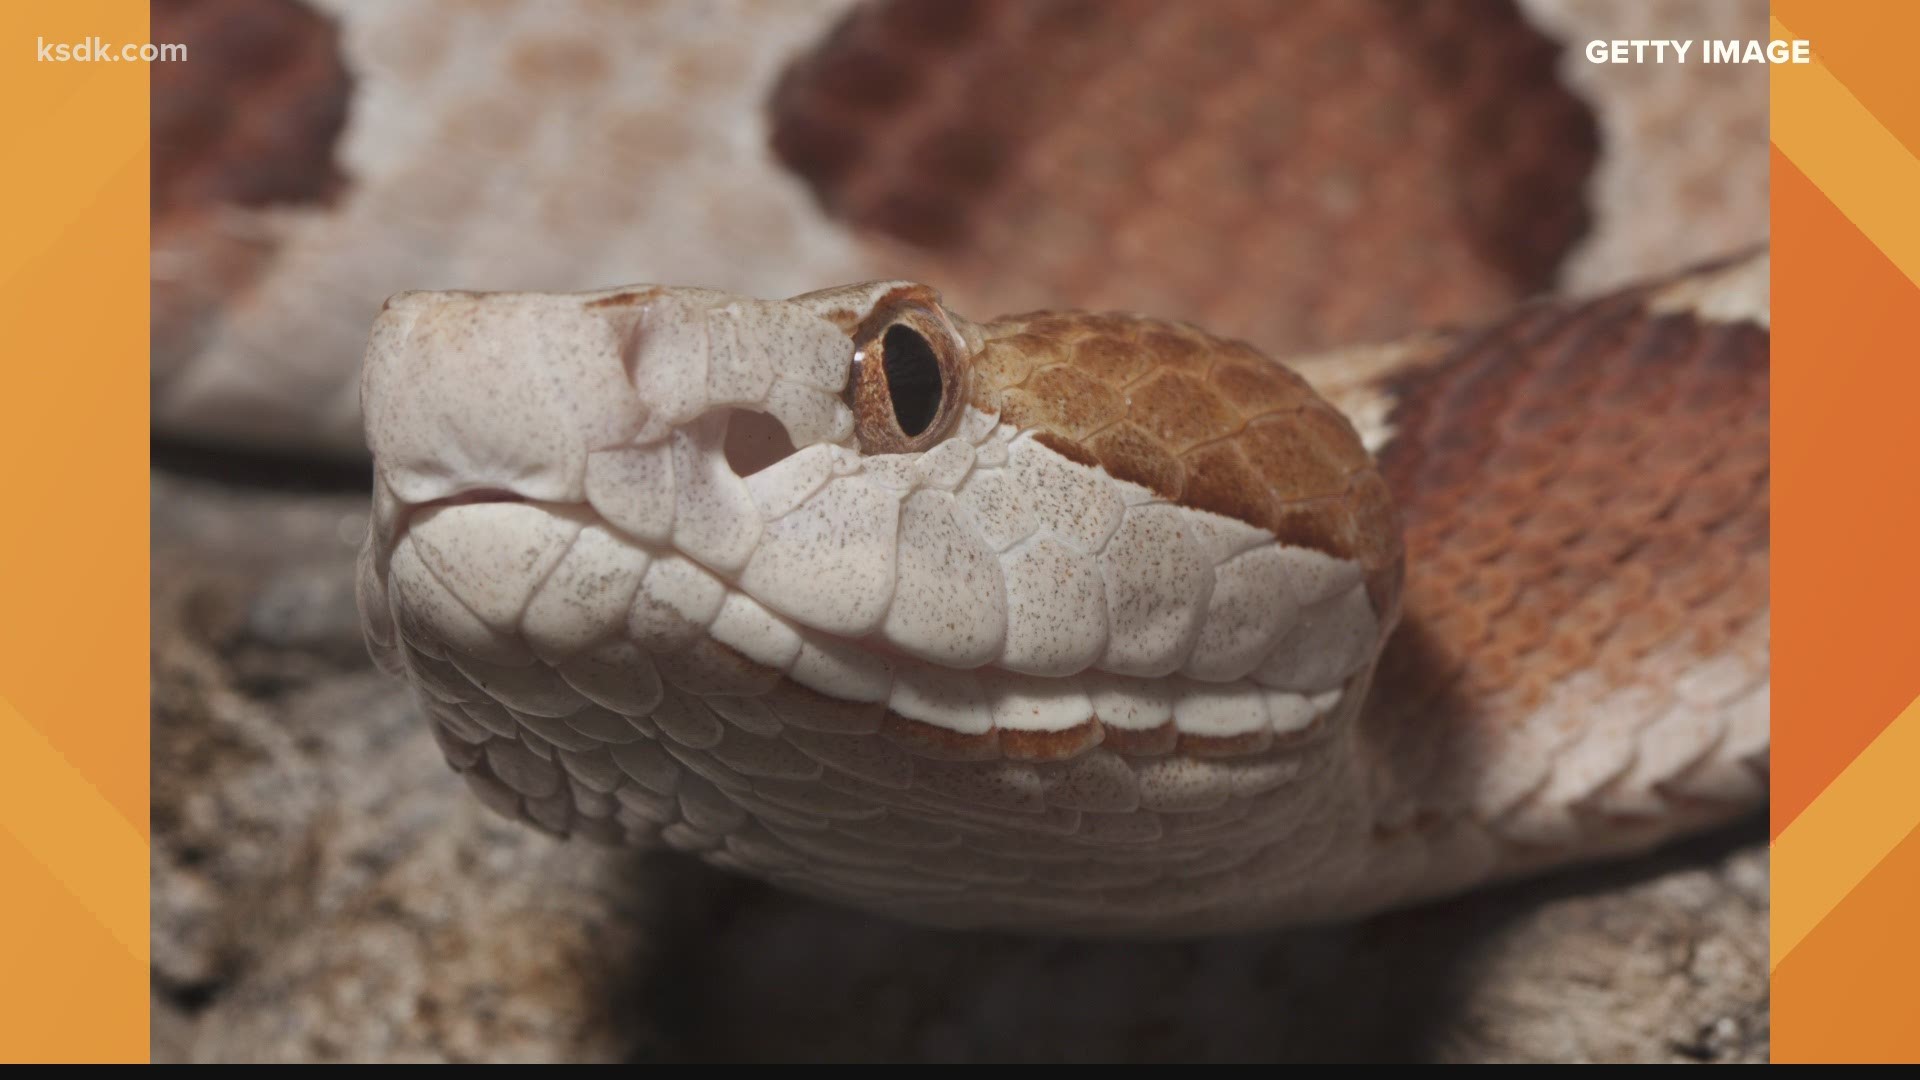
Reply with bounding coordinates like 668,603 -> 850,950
150,0 -> 352,388
1364,279 -> 1769,776
151,0 -> 351,218
771,0 -> 1597,357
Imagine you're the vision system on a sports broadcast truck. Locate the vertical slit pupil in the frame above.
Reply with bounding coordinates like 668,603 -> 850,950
881,324 -> 943,437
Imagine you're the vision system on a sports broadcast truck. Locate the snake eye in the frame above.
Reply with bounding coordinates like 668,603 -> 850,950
882,325 -> 942,436
848,299 -> 966,454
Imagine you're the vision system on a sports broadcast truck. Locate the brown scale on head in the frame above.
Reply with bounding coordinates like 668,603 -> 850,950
967,309 -> 1405,621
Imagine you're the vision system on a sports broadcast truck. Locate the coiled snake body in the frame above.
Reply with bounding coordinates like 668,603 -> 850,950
358,254 -> 1768,935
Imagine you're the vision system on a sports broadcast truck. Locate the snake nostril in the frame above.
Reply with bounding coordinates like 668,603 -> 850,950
721,407 -> 799,477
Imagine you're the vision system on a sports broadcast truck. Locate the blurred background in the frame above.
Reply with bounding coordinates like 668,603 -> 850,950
150,0 -> 1770,1062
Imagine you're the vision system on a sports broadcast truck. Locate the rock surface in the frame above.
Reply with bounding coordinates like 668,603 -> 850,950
151,465 -> 1767,1062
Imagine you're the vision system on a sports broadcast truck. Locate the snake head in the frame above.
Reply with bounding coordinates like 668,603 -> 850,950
358,280 -> 1403,929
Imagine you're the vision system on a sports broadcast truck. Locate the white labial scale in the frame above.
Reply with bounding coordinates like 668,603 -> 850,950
408,501 -> 588,633
1263,689 -> 1323,735
888,665 -> 994,735
669,415 -> 763,575
882,490 -> 1008,667
628,554 -> 728,652
998,536 -> 1109,675
952,465 -> 1037,552
1097,503 -> 1217,677
386,535 -> 531,665
585,442 -> 675,545
1170,679 -> 1270,739
1278,546 -> 1366,608
744,443 -> 838,520
1252,584 -> 1378,693
982,671 -> 1096,733
1006,434 -> 1124,553
1183,543 -> 1306,682
521,522 -> 651,660
709,592 -> 805,672
788,631 -> 894,703
1080,670 -> 1175,732
738,475 -> 902,635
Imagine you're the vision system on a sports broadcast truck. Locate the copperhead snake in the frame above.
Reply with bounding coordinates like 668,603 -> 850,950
356,253 -> 1768,935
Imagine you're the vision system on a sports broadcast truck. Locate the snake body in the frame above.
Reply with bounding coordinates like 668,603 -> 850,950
357,254 -> 1767,934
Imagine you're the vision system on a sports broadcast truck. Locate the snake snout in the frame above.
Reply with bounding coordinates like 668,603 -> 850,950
362,290 -> 650,508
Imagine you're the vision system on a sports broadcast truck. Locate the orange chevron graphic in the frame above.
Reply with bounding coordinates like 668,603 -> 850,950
1771,16 -> 1920,293
1773,691 -> 1920,970
1771,2 -> 1920,1063
1769,137 -> 1920,834
1775,1 -> 1920,157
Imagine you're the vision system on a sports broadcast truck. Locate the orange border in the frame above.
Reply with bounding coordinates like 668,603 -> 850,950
0,0 -> 151,1064
1771,0 -> 1920,1064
